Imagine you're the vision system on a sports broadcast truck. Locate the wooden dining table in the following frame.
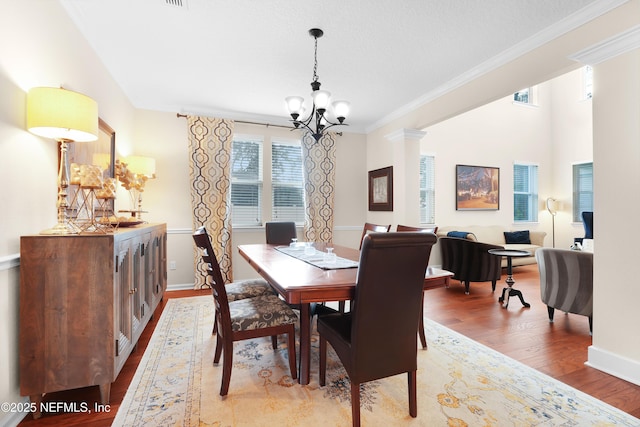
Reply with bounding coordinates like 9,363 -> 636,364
238,242 -> 452,385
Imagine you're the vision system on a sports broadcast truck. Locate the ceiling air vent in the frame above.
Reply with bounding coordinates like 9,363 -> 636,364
165,0 -> 188,8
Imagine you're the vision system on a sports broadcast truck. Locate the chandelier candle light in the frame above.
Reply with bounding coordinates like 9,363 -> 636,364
285,28 -> 350,141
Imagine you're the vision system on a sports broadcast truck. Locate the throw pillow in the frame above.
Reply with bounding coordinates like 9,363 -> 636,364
447,231 -> 471,239
504,230 -> 531,244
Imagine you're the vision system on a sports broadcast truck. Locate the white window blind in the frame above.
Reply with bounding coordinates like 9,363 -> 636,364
420,155 -> 435,224
271,141 -> 305,224
513,163 -> 538,222
230,138 -> 263,226
573,162 -> 593,222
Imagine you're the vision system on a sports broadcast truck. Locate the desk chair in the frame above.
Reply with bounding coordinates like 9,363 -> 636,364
193,227 -> 298,396
318,232 -> 436,426
396,224 -> 438,348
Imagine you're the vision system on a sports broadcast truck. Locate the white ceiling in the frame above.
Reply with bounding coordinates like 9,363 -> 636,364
60,0 -> 605,133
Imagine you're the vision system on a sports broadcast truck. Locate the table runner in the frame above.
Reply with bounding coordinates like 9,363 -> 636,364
275,245 -> 359,270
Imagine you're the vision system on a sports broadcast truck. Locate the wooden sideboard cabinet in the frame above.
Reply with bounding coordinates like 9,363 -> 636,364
19,223 -> 167,415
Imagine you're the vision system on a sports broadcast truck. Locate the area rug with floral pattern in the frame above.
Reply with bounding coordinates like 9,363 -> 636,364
113,296 -> 639,426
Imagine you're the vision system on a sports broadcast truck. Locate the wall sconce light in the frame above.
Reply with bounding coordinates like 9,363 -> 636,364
27,87 -> 99,235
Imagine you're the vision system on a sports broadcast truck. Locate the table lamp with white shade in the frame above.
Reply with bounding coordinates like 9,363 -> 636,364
27,87 -> 99,235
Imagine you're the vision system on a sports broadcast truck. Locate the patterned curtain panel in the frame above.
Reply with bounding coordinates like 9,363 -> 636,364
187,116 -> 235,289
301,132 -> 337,243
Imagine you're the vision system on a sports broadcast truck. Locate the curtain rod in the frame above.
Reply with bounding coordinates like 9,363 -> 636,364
176,113 -> 291,130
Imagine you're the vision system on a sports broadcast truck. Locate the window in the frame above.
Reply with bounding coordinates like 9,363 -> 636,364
272,140 -> 305,224
513,163 -> 538,222
230,137 -> 263,226
419,155 -> 435,224
582,65 -> 593,100
573,162 -> 593,222
513,87 -> 532,104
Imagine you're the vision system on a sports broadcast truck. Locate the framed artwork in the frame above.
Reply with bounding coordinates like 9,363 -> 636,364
455,164 -> 499,210
368,166 -> 393,211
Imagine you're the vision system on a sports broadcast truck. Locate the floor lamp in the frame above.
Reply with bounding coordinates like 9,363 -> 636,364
546,197 -> 558,248
27,87 -> 99,234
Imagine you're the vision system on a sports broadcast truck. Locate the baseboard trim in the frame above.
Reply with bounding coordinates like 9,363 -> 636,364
167,283 -> 198,291
586,345 -> 640,386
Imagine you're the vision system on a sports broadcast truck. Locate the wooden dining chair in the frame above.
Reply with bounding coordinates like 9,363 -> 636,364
396,224 -> 438,349
193,226 -> 276,335
193,226 -> 298,396
318,232 -> 437,427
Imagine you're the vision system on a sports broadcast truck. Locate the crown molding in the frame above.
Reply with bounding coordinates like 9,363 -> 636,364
384,129 -> 427,143
366,0 -> 629,134
569,24 -> 640,65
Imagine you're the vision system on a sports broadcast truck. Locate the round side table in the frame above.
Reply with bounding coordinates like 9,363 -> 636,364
488,249 -> 531,309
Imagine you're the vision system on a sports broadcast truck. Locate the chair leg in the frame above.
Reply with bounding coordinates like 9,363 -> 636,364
213,333 -> 223,364
408,370 -> 417,417
220,339 -> 233,396
286,328 -> 297,380
338,301 -> 345,312
319,336 -> 327,386
464,281 -> 470,295
351,381 -> 361,427
418,293 -> 427,349
588,316 -> 593,335
491,280 -> 496,292
271,335 -> 278,349
547,306 -> 555,322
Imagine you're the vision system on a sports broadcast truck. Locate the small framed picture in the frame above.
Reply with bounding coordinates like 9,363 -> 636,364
455,164 -> 500,210
368,166 -> 393,211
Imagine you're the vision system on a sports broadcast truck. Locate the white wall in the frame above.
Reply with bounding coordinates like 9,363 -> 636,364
548,70 -> 594,247
0,2 -> 137,426
587,47 -> 640,382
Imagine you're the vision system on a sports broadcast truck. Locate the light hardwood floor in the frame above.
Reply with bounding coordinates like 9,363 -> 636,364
18,265 -> 640,425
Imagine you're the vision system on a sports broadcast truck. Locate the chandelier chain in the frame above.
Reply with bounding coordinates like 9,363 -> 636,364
312,36 -> 319,84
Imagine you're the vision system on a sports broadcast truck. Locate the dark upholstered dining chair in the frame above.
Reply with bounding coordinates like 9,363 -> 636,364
396,224 -> 438,234
265,221 -> 297,245
193,226 -> 275,335
318,232 -> 437,426
359,222 -> 391,249
340,222 -> 392,313
193,227 -> 298,395
396,224 -> 438,349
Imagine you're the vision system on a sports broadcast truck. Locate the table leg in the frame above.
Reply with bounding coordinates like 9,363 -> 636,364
299,303 -> 311,385
497,256 -> 530,308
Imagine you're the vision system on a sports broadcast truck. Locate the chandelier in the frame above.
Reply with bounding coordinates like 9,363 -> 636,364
285,28 -> 350,141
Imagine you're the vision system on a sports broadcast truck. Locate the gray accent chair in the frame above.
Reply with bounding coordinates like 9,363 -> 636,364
535,248 -> 593,334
